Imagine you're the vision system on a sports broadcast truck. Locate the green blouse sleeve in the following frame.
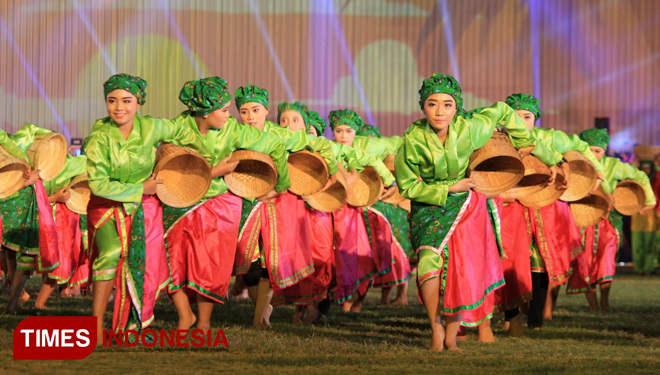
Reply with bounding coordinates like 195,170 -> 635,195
10,123 -> 54,154
551,130 -> 604,172
42,155 -> 88,195
0,130 -> 28,161
394,134 -> 449,206
84,132 -> 144,203
307,135 -> 338,176
157,116 -> 210,160
610,158 -> 656,206
353,147 -> 395,186
470,102 -> 535,149
352,135 -> 403,158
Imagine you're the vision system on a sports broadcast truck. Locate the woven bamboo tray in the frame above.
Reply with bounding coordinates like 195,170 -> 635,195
500,155 -> 552,200
633,145 -> 660,162
468,132 -> 524,195
303,174 -> 347,212
345,166 -> 383,208
26,132 -> 67,181
559,150 -> 598,202
570,187 -> 610,227
518,166 -> 568,208
154,144 -> 212,207
225,150 -> 278,199
613,180 -> 646,216
0,146 -> 29,199
66,173 -> 90,215
287,150 -> 329,196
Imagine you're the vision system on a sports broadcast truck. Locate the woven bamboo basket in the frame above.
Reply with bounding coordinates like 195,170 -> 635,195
154,144 -> 212,207
633,145 -> 660,162
0,146 -> 29,199
613,180 -> 646,216
303,174 -> 347,212
383,154 -> 395,173
559,150 -> 598,202
570,187 -> 611,227
499,155 -> 552,200
26,132 -> 67,181
345,166 -> 384,208
287,150 -> 329,196
225,150 -> 278,199
518,167 -> 568,208
66,173 -> 90,215
468,132 -> 524,195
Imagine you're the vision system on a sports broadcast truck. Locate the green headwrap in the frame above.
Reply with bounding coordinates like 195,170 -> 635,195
418,73 -> 464,114
277,102 -> 309,126
179,77 -> 231,116
234,85 -> 269,110
505,93 -> 541,122
357,124 -> 382,138
103,73 -> 147,105
328,109 -> 363,132
579,128 -> 610,151
306,110 -> 328,135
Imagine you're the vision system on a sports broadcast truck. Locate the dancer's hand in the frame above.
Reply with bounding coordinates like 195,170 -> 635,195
561,162 -> 571,189
49,187 -> 70,203
448,178 -> 475,193
257,189 -> 284,201
212,156 -> 239,178
639,205 -> 655,215
23,168 -> 41,187
517,145 -> 535,158
380,185 -> 397,200
142,174 -> 164,195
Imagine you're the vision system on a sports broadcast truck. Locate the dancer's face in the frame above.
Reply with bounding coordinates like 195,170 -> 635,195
240,102 -> 269,130
589,146 -> 606,161
422,93 -> 456,134
515,110 -> 536,131
307,127 -> 318,136
333,125 -> 355,146
206,102 -> 232,129
279,110 -> 306,132
106,89 -> 140,127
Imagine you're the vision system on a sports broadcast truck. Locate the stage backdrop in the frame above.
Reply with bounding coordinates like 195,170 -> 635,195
1,0 -> 659,151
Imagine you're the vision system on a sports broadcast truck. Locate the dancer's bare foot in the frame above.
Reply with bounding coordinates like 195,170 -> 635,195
18,290 -> 31,308
390,296 -> 409,306
477,322 -> 496,343
60,287 -> 73,298
302,305 -> 319,325
502,321 -> 510,331
600,300 -> 610,311
261,304 -> 273,328
196,322 -> 211,332
292,307 -> 303,325
508,315 -> 524,337
342,300 -> 353,313
429,324 -> 445,351
456,326 -> 468,341
350,293 -> 365,312
177,312 -> 197,331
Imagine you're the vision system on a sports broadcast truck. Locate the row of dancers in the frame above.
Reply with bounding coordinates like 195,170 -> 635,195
0,72 -> 657,351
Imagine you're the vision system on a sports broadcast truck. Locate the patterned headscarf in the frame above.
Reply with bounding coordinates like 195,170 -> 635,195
418,73 -> 464,115
277,102 -> 309,126
505,93 -> 541,122
357,124 -> 382,138
103,73 -> 147,105
328,109 -> 363,132
579,128 -> 610,151
179,77 -> 231,116
306,110 -> 328,135
234,85 -> 269,110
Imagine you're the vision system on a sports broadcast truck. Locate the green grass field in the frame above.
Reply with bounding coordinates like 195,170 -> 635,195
2,270 -> 659,374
